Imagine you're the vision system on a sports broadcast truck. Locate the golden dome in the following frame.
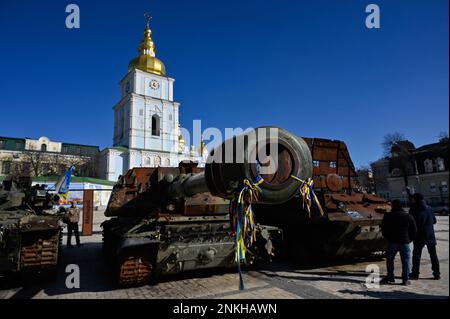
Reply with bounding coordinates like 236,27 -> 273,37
128,19 -> 166,76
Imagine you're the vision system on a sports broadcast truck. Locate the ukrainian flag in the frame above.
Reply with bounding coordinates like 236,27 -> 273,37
55,166 -> 74,199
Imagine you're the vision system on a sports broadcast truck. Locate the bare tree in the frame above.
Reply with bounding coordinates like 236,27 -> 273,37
382,132 -> 405,157
438,131 -> 449,143
21,151 -> 45,176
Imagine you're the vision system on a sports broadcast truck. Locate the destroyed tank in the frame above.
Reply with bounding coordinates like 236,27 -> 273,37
0,176 -> 63,277
255,137 -> 391,263
102,126 -> 312,286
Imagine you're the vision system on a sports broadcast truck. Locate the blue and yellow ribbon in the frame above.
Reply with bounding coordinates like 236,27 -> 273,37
291,175 -> 324,217
230,175 -> 264,290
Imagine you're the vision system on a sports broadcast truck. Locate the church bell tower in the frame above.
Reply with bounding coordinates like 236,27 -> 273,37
113,14 -> 179,154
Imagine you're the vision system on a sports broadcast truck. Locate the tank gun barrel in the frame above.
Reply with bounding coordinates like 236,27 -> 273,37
105,126 -> 313,217
168,126 -> 313,204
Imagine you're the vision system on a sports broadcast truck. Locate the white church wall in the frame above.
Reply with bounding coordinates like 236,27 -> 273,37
168,78 -> 175,101
113,152 -> 124,181
130,97 -> 146,149
130,151 -> 142,168
119,72 -> 134,98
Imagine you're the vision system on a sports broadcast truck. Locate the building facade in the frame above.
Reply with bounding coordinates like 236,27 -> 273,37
99,19 -> 207,181
0,136 -> 99,178
370,158 -> 390,199
372,138 -> 449,205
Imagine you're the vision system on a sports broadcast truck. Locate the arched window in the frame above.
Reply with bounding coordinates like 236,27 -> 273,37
154,156 -> 161,167
436,157 -> 445,172
151,115 -> 160,136
41,144 -> 47,152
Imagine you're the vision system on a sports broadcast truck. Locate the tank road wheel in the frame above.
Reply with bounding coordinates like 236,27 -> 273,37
117,256 -> 154,287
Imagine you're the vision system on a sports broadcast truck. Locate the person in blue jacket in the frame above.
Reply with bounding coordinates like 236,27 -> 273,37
409,193 -> 440,280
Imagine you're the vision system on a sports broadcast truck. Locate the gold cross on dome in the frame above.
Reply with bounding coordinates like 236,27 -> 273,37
144,12 -> 151,28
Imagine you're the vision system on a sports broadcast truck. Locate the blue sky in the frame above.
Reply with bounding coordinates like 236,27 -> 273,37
0,0 -> 448,167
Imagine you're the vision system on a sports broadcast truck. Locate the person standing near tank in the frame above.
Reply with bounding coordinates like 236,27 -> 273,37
381,199 -> 417,285
409,193 -> 440,280
65,201 -> 83,248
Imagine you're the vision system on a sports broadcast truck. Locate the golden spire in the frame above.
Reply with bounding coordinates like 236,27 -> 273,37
190,145 -> 197,156
128,13 -> 166,76
139,13 -> 156,57
200,139 -> 208,156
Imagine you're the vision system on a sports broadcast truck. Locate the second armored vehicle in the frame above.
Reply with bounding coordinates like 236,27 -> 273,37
0,176 -> 63,277
255,137 -> 390,263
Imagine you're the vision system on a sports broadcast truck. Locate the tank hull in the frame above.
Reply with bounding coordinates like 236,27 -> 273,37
255,190 -> 389,263
102,215 -> 281,286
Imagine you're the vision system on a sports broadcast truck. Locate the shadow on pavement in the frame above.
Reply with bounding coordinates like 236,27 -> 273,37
256,270 -> 365,284
338,288 -> 448,299
1,242 -> 115,299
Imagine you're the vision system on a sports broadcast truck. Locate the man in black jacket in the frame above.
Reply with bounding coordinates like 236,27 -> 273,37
409,193 -> 440,280
381,200 -> 417,285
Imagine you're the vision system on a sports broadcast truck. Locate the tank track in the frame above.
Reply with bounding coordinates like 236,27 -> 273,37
118,256 -> 153,287
20,230 -> 61,270
102,223 -> 154,287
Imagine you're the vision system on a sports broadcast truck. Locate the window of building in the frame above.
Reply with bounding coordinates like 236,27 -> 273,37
391,168 -> 401,177
436,157 -> 445,172
154,155 -> 161,166
441,181 -> 448,193
139,109 -> 144,116
1,161 -> 11,175
313,160 -> 320,167
41,144 -> 47,152
424,159 -> 433,173
329,161 -> 337,168
430,183 -> 437,193
15,142 -> 24,150
151,115 -> 160,136
169,114 -> 172,121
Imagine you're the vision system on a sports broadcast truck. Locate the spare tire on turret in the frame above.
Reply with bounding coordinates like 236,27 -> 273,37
204,126 -> 312,204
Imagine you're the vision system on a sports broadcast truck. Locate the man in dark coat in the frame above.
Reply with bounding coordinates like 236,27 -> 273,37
381,199 -> 417,285
409,193 -> 440,280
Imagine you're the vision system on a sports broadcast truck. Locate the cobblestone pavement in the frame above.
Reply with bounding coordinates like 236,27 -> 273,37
0,214 -> 448,299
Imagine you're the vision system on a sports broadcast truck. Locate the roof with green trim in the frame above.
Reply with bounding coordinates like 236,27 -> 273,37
0,175 -> 116,186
